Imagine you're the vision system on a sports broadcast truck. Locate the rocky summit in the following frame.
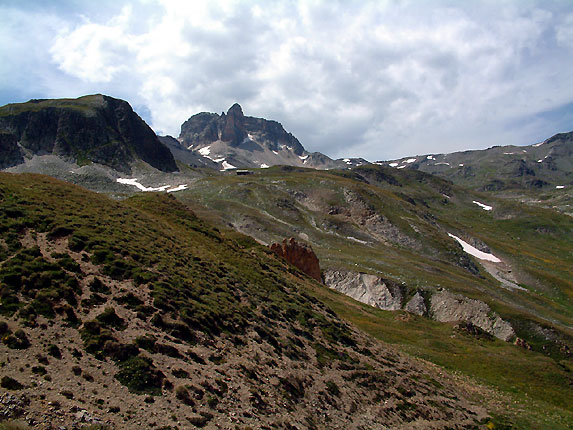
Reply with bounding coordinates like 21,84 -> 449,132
171,103 -> 363,171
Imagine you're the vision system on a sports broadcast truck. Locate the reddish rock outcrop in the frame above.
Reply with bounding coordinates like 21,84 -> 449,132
270,238 -> 321,282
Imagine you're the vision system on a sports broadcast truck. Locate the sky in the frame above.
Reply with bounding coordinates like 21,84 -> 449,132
1,0 -> 573,161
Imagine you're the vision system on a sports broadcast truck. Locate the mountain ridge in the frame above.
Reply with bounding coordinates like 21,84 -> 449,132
0,94 -> 178,174
173,103 -> 367,171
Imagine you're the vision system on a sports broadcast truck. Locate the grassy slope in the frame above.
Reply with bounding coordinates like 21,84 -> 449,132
1,171 -> 571,428
0,95 -> 105,117
176,166 -> 573,427
0,172 -> 497,429
180,166 -> 572,329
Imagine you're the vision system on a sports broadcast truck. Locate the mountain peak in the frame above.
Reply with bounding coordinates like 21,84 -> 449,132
227,103 -> 244,117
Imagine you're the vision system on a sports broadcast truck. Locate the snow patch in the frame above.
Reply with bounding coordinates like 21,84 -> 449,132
260,163 -> 270,168
537,159 -> 543,163
299,155 -> 309,160
459,163 -> 464,167
166,184 -> 188,193
556,185 -> 565,189
532,141 -> 544,147
272,150 -> 279,155
389,162 -> 399,167
198,146 -> 211,156
436,162 -> 450,166
448,233 -> 501,263
472,200 -> 492,211
221,161 -> 236,170
347,236 -> 368,244
397,165 -> 406,169
247,133 -> 256,141
117,178 -> 185,193
427,155 -> 435,160
404,158 -> 416,164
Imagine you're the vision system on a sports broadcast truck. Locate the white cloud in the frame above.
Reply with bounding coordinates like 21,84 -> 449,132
1,0 -> 573,160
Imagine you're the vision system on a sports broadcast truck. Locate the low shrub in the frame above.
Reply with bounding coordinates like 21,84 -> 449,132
95,308 -> 127,331
1,376 -> 24,390
114,356 -> 164,395
47,344 -> 61,359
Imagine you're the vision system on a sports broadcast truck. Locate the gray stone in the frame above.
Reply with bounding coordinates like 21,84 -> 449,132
324,270 -> 402,310
405,292 -> 426,316
429,289 -> 515,341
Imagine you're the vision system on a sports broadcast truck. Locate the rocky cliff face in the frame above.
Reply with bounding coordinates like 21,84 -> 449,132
404,291 -> 427,316
429,289 -> 515,341
180,103 -> 305,154
174,104 -> 351,170
324,270 -> 403,310
324,269 -> 515,341
0,132 -> 23,169
0,95 -> 178,173
270,237 -> 321,281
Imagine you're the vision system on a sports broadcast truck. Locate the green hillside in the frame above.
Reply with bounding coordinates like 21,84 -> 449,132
1,171 -> 572,428
0,172 -> 493,429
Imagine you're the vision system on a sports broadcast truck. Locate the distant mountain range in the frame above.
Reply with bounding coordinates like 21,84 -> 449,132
379,132 -> 573,191
0,95 -> 368,174
1,94 -> 571,186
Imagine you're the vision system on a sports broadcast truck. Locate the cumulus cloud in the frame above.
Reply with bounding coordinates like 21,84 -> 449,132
1,0 -> 572,160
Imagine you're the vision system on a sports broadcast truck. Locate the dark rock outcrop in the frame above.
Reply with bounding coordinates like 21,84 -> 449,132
0,132 -> 23,169
270,237 -> 321,281
179,103 -> 305,155
0,95 -> 178,173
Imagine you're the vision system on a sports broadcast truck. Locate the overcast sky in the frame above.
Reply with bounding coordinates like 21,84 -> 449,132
1,0 -> 572,160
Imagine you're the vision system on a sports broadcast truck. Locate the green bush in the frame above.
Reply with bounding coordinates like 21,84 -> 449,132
31,366 -> 47,375
2,329 -> 30,349
47,343 -> 61,359
172,368 -> 189,379
114,356 -> 164,395
80,321 -> 115,359
134,335 -> 157,352
95,308 -> 127,330
0,320 -> 9,334
1,376 -> 24,390
175,385 -> 194,406
102,340 -> 139,362
88,277 -> 110,294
